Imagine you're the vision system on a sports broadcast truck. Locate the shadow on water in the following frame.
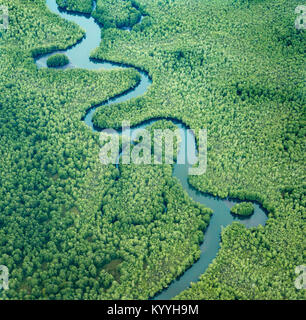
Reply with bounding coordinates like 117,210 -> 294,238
35,0 -> 268,300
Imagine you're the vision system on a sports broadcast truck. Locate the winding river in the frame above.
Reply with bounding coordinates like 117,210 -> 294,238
35,0 -> 268,300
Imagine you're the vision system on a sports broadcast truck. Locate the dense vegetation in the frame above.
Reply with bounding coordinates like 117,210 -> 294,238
46,53 -> 69,68
0,0 -> 213,300
92,0 -> 144,29
230,202 -> 254,216
56,0 -> 93,14
0,0 -> 305,300
88,0 -> 306,299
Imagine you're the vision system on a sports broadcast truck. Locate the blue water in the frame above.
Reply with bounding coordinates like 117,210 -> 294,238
35,0 -> 268,300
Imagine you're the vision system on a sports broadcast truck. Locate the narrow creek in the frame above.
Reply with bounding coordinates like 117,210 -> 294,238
35,0 -> 268,300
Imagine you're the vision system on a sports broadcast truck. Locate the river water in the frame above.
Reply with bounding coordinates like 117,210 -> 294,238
35,0 -> 268,300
